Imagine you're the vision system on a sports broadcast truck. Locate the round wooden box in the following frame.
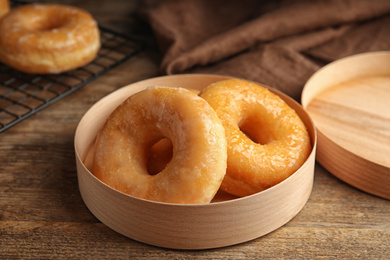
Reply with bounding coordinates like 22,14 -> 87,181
302,51 -> 390,200
75,74 -> 317,249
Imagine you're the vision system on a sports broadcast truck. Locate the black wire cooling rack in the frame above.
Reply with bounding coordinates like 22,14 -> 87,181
0,4 -> 146,133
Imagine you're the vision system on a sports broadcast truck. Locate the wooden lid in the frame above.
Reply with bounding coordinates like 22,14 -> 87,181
302,51 -> 390,199
75,74 -> 317,249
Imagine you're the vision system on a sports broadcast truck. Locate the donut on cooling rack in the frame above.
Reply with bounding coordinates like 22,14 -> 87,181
0,3 -> 100,74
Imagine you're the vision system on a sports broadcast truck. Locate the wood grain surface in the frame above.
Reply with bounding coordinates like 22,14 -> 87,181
307,75 -> 390,167
1,0 -> 389,259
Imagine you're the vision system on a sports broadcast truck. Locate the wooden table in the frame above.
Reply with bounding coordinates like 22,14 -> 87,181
1,1 -> 389,259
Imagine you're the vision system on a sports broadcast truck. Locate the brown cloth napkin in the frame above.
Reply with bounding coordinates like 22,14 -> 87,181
140,0 -> 390,100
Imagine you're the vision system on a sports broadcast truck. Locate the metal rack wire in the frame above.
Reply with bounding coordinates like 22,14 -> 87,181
0,6 -> 146,133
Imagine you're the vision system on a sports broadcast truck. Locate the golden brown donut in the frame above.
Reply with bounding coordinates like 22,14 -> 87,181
200,79 -> 312,197
93,87 -> 227,204
0,0 -> 10,19
0,3 -> 100,74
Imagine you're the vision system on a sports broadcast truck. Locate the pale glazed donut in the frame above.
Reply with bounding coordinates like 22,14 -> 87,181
0,3 -> 100,74
200,79 -> 312,197
93,87 -> 227,204
0,0 -> 10,19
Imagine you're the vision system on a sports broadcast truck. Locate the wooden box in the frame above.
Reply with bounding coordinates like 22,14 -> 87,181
75,74 -> 317,249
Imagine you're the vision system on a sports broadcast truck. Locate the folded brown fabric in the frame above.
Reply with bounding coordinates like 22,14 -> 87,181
140,0 -> 390,100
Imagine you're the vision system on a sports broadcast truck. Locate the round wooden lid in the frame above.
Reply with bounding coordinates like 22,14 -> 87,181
302,51 -> 390,199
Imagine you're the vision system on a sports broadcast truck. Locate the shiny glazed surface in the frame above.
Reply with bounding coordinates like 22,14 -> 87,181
200,79 -> 312,197
93,87 -> 228,204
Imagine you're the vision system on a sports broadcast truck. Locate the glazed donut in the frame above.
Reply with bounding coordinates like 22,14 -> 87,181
0,0 -> 10,19
200,79 -> 311,197
93,87 -> 227,204
0,3 -> 100,74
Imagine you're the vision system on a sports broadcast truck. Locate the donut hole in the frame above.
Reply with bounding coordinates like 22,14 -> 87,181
239,112 -> 275,145
26,13 -> 69,32
35,18 -> 66,32
146,138 -> 173,175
